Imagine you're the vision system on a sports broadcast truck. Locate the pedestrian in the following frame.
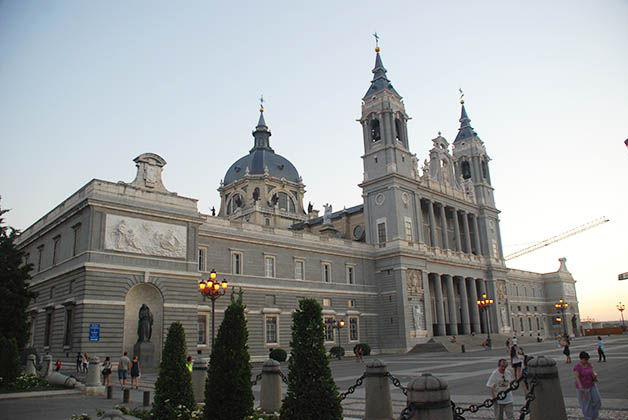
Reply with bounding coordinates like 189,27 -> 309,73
75,352 -> 82,373
510,345 -> 522,379
55,360 -> 61,372
487,358 -> 515,420
186,356 -> 193,373
521,354 -> 533,394
574,351 -> 601,420
130,355 -> 141,389
596,336 -> 606,362
505,337 -> 511,350
562,335 -> 572,363
82,352 -> 89,373
511,336 -> 518,347
118,351 -> 131,386
102,356 -> 112,386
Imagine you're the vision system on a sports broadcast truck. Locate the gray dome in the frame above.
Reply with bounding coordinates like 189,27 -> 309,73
224,149 -> 300,185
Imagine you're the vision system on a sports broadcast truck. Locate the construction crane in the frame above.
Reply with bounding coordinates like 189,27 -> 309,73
504,216 -> 610,261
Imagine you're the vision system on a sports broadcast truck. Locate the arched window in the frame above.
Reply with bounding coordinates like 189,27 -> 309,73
461,161 -> 471,179
370,119 -> 381,142
395,118 -> 403,141
277,192 -> 296,213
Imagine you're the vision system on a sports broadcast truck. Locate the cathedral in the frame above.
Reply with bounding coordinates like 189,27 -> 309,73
18,45 -> 581,363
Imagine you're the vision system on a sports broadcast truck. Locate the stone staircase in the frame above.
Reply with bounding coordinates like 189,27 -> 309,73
409,333 -> 547,354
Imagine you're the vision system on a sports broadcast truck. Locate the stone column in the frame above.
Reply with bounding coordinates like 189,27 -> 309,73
462,212 -> 472,253
528,356 -> 567,420
453,209 -> 462,252
405,373 -> 453,420
427,200 -> 437,247
467,278 -> 481,333
86,356 -> 102,387
444,275 -> 458,335
472,214 -> 482,255
260,359 -> 282,413
439,204 -> 449,250
364,359 -> 393,420
192,359 -> 208,403
421,271 -> 433,331
415,196 -> 424,244
431,274 -> 446,336
457,277 -> 471,335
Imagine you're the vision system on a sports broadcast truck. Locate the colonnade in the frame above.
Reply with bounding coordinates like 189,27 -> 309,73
428,273 -> 492,336
420,198 -> 483,256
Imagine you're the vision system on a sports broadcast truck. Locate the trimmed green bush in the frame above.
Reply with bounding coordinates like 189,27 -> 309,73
329,346 -> 344,359
0,336 -> 21,385
153,322 -> 196,420
205,289 -> 253,420
280,298 -> 342,420
268,348 -> 287,362
354,343 -> 371,356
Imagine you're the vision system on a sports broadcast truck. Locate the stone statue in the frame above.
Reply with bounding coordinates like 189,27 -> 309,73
413,304 -> 423,330
323,203 -> 332,224
307,201 -> 313,214
137,304 -> 153,343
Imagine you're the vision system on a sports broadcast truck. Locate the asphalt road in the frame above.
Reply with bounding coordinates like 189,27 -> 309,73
1,335 -> 626,420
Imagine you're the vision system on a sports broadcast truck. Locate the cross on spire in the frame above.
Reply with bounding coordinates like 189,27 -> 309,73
373,32 -> 380,52
259,95 -> 264,112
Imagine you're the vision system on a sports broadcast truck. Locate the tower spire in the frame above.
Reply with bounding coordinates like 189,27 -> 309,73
454,95 -> 478,143
252,97 -> 272,152
364,35 -> 400,98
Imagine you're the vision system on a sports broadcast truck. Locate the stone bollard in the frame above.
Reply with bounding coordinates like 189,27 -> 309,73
363,359 -> 393,420
191,358 -> 208,402
143,390 -> 150,407
260,359 -> 282,413
25,354 -> 37,376
528,356 -> 567,420
123,388 -> 130,403
86,356 -> 102,386
405,373 -> 452,420
39,355 -> 53,377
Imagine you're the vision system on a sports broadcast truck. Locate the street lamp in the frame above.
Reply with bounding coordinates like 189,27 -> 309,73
326,319 -> 345,359
199,269 -> 228,350
476,293 -> 494,349
617,302 -> 626,331
554,298 -> 569,337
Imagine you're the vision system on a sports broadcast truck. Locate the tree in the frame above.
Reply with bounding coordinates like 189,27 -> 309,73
280,298 -> 342,420
153,321 -> 196,420
0,200 -> 35,349
0,336 -> 21,385
204,289 -> 253,420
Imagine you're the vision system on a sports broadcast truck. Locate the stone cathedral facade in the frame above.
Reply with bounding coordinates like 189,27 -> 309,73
18,47 -> 581,363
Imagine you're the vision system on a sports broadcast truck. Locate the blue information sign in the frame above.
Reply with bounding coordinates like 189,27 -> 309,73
89,323 -> 100,342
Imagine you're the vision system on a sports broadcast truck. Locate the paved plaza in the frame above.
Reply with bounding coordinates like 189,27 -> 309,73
1,335 -> 626,420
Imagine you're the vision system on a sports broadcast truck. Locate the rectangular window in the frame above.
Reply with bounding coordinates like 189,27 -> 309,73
37,245 -> 44,272
346,265 -> 355,285
231,251 -> 243,274
265,316 -> 278,345
294,259 -> 304,280
50,286 -> 55,299
69,279 -> 75,294
52,236 -> 60,265
322,262 -> 331,283
265,256 -> 276,278
536,318 -> 540,330
528,318 -> 533,330
377,222 -> 386,244
348,299 -> 356,308
324,317 -> 335,342
44,312 -> 53,347
404,218 -> 413,242
349,317 -> 358,341
519,318 -> 524,330
72,223 -> 81,257
197,314 -> 208,345
63,308 -> 73,347
322,298 -> 331,307
198,248 -> 206,272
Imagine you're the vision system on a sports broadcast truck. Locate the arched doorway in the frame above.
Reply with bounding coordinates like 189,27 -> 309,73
123,283 -> 164,368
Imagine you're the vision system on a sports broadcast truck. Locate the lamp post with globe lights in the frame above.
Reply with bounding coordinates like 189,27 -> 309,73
199,269 -> 228,350
476,293 -> 494,349
617,302 -> 626,332
554,298 -> 569,337
326,319 -> 345,359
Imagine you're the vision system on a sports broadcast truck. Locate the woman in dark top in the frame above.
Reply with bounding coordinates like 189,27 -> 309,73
563,336 -> 572,363
130,355 -> 141,389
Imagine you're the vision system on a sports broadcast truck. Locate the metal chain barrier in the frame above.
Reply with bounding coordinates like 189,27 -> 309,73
398,402 -> 417,420
451,373 -> 536,420
339,374 -> 365,400
278,370 -> 289,385
250,372 -> 263,386
385,372 -> 408,395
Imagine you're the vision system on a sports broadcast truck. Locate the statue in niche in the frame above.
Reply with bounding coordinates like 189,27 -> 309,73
413,304 -> 424,330
252,187 -> 260,201
234,194 -> 243,208
501,307 -> 508,327
137,304 -> 153,343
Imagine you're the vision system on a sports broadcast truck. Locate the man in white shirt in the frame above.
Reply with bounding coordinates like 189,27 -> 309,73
486,358 -> 515,420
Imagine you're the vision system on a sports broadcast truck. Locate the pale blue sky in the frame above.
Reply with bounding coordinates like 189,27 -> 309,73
1,1 -> 627,321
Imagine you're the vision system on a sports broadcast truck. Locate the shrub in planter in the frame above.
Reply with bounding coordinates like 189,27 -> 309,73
269,348 -> 287,362
354,343 -> 371,356
329,346 -> 344,359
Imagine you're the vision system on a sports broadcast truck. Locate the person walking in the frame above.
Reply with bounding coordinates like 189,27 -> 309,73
563,335 -> 572,363
510,345 -> 522,379
75,352 -> 82,373
118,351 -> 131,386
55,360 -> 61,372
102,356 -> 112,386
186,356 -> 193,373
82,352 -> 89,373
130,355 -> 141,389
487,359 -> 515,420
574,351 -> 601,420
596,336 -> 606,362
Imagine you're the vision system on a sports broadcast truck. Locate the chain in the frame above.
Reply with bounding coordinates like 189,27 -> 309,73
339,374 -> 365,400
250,372 -> 263,386
278,370 -> 289,385
385,372 -> 408,395
517,376 -> 537,420
398,402 -> 417,420
451,373 -> 529,420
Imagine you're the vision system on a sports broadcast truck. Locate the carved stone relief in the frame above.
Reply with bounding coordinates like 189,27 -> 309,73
105,214 -> 186,258
496,280 -> 507,302
407,269 -> 423,296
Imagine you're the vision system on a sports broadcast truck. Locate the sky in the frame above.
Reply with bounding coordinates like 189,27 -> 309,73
1,1 -> 626,322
